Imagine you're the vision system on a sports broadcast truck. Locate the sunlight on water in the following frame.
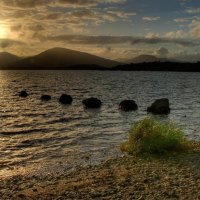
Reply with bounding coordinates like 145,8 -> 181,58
0,70 -> 200,179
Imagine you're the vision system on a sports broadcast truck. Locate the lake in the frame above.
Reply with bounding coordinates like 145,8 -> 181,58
0,70 -> 200,179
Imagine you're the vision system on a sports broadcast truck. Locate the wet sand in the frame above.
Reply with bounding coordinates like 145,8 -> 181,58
1,142 -> 200,200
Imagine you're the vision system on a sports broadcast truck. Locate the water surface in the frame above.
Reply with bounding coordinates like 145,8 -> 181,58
0,70 -> 200,179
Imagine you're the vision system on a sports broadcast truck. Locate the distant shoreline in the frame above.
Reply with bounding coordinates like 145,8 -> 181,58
1,62 -> 200,72
114,61 -> 200,72
1,48 -> 200,71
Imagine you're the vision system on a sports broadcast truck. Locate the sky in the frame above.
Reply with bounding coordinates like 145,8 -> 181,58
0,0 -> 200,61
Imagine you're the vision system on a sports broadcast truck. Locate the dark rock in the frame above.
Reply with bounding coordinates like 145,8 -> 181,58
147,98 -> 170,115
19,90 -> 28,98
41,95 -> 51,101
59,94 -> 73,104
119,100 -> 138,111
82,98 -> 101,108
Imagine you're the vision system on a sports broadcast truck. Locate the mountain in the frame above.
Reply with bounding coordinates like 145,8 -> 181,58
5,47 -> 121,70
0,52 -> 20,67
115,58 -> 129,63
126,55 -> 168,64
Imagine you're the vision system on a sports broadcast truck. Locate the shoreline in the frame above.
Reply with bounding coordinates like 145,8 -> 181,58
1,143 -> 200,200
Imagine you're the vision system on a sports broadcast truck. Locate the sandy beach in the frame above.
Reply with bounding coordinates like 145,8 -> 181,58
1,142 -> 199,200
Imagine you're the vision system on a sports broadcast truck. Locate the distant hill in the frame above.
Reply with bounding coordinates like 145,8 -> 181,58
126,54 -> 168,64
115,58 -> 129,63
114,61 -> 200,72
0,52 -> 20,67
5,47 -> 120,70
1,49 -> 199,71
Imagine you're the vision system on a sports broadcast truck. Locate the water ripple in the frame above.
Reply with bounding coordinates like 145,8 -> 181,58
0,70 -> 200,179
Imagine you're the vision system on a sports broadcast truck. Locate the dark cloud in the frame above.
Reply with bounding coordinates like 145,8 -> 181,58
156,47 -> 169,57
174,53 -> 200,62
0,39 -> 25,49
1,0 -> 125,8
57,0 -> 101,7
1,0 -> 48,8
0,41 -> 10,48
43,13 -> 63,20
131,37 -> 198,46
10,24 -> 22,32
36,10 -> 121,24
0,0 -> 132,35
44,34 -> 200,47
27,24 -> 45,32
45,35 -> 132,44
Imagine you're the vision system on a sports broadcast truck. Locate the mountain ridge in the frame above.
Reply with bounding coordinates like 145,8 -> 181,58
4,47 -> 121,70
126,54 -> 169,63
0,48 -> 199,71
0,52 -> 20,67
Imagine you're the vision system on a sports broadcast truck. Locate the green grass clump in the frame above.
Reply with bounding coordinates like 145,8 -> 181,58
121,117 -> 188,155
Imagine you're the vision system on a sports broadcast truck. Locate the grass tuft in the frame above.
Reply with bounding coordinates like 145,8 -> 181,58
121,117 -> 189,155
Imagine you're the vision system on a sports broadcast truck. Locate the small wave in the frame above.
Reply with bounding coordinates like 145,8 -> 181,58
0,128 -> 48,136
47,117 -> 84,124
16,135 -> 71,148
0,114 -> 16,118
48,118 -> 72,124
22,113 -> 47,117
13,123 -> 33,128
21,137 -> 58,146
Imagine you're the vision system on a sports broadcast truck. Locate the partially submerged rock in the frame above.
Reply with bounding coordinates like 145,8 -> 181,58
119,100 -> 138,111
82,98 -> 102,109
147,98 -> 170,115
59,94 -> 73,104
19,90 -> 28,98
41,95 -> 51,101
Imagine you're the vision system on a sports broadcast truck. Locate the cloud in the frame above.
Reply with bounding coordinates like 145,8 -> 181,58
185,7 -> 200,14
0,0 -> 199,59
10,24 -> 23,32
27,24 -> 45,32
131,37 -> 199,46
156,47 -> 169,57
165,30 -> 186,38
145,32 -> 160,38
179,0 -> 190,6
0,0 -> 133,36
142,16 -> 160,22
172,51 -> 200,62
0,0 -> 126,9
56,0 -> 126,8
0,38 -> 24,48
42,34 -> 200,47
0,0 -> 47,8
189,18 -> 200,38
45,35 -> 133,44
107,11 -> 136,18
174,18 -> 188,23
